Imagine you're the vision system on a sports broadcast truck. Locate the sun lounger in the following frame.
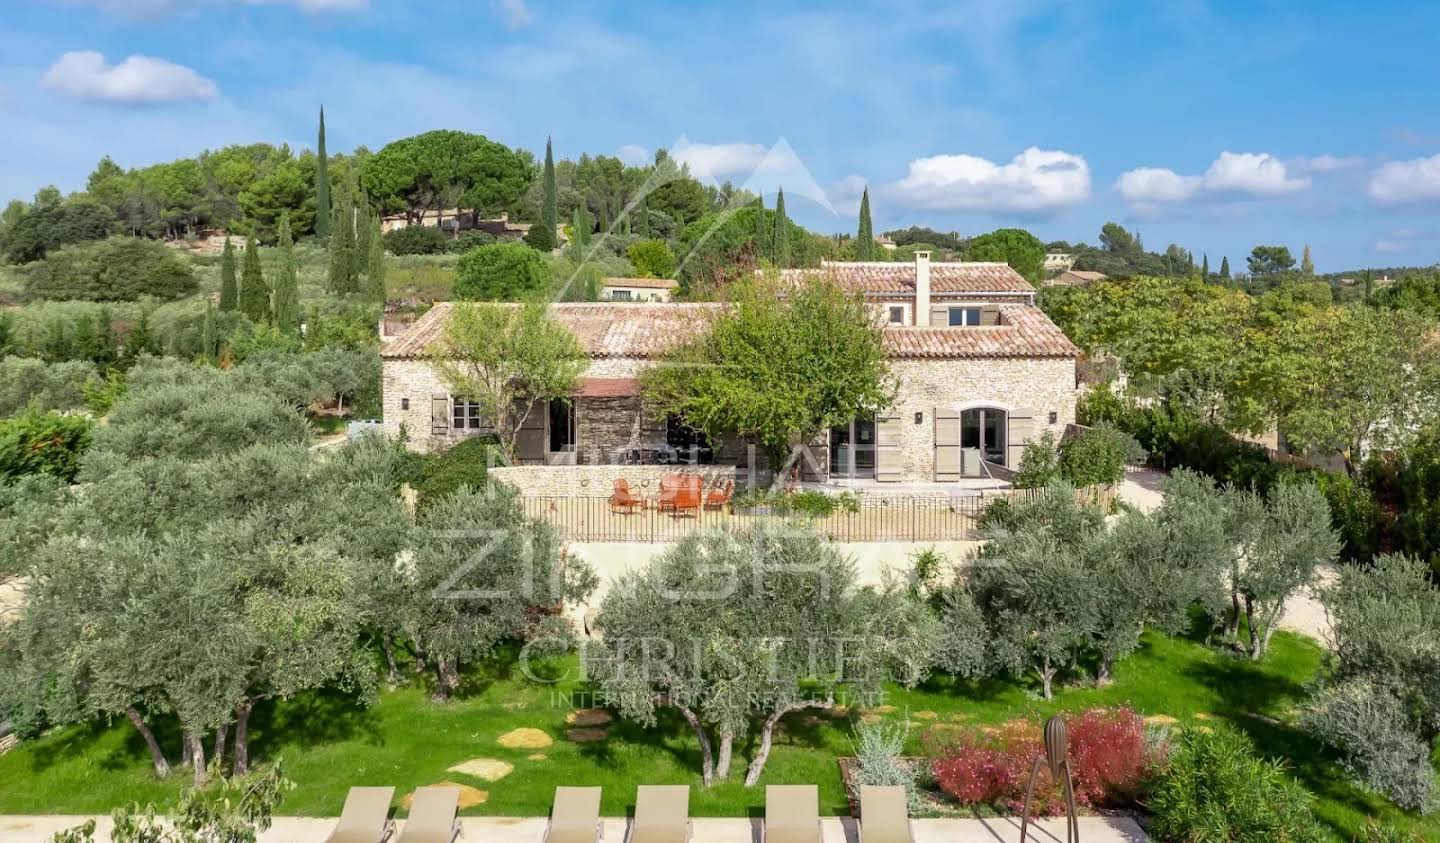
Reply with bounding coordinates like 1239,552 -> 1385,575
765,785 -> 821,843
546,786 -> 604,843
397,786 -> 461,843
858,786 -> 912,843
325,786 -> 396,843
628,785 -> 690,843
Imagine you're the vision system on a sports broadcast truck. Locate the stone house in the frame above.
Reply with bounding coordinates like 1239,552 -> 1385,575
600,277 -> 679,302
380,253 -> 1079,484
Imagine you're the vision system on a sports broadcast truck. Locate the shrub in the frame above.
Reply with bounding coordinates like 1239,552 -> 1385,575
1301,680 -> 1437,813
448,229 -> 496,253
626,238 -> 676,278
850,719 -> 921,813
416,436 -> 500,509
1147,725 -> 1325,843
1013,430 -> 1061,488
454,242 -> 551,301
25,237 -> 197,302
1058,422 -> 1144,486
0,407 -> 93,482
731,487 -> 860,516
383,225 -> 450,256
0,356 -> 96,415
928,708 -> 1156,814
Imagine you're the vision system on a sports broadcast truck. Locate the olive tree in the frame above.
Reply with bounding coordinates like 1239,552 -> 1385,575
588,523 -> 936,786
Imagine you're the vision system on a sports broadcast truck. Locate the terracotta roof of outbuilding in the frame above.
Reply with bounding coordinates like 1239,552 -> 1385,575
777,261 -> 1035,295
381,301 -> 1077,361
602,277 -> 680,289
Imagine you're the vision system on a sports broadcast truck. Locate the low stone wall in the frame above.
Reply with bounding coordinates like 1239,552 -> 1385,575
489,464 -> 741,496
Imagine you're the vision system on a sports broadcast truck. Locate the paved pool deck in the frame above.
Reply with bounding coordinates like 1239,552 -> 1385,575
3,814 -> 1147,842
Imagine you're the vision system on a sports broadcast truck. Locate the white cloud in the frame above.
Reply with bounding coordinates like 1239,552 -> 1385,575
1115,151 -> 1310,206
1306,154 -> 1364,172
616,144 -> 651,166
885,147 -> 1091,214
1368,154 -> 1440,204
491,0 -> 531,28
42,51 -> 217,104
1202,151 -> 1309,196
671,140 -> 768,180
1115,167 -> 1201,203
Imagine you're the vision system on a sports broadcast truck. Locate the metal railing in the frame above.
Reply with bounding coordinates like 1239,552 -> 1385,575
519,492 -> 1026,543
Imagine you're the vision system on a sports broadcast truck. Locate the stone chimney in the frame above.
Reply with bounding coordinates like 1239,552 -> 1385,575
914,251 -> 932,326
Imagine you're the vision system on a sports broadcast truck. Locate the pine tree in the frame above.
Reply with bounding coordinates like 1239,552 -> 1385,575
530,136 -> 558,251
219,237 -> 238,311
1219,256 -> 1230,279
314,106 -> 331,238
365,212 -> 387,303
239,236 -> 269,323
200,300 -> 218,362
1301,244 -> 1315,276
773,188 -> 790,268
272,213 -> 301,334
1201,253 -> 1210,282
856,187 -> 876,260
328,181 -> 357,294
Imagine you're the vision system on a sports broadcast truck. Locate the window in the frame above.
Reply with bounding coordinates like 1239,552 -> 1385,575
611,289 -> 633,301
948,307 -> 982,327
452,397 -> 485,430
887,305 -> 906,325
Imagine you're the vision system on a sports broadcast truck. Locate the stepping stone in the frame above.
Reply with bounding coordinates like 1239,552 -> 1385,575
566,708 -> 614,727
860,713 -> 883,724
947,711 -> 970,721
403,782 -> 487,810
448,758 -> 514,782
567,727 -> 609,743
827,705 -> 850,718
913,710 -> 938,720
498,727 -> 553,749
1144,714 -> 1179,728
872,705 -> 897,714
1193,712 -> 1215,721
527,753 -> 547,761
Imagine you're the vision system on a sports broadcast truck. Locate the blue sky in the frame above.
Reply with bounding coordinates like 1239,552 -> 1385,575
4,0 -> 1440,271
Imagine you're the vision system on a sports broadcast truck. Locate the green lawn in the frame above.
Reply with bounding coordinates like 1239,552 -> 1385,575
1,630 -> 1435,841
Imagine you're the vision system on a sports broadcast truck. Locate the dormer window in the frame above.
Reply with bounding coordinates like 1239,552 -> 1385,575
948,306 -> 982,327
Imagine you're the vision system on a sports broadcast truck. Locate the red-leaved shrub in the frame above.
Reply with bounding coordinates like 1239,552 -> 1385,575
928,706 -> 1161,814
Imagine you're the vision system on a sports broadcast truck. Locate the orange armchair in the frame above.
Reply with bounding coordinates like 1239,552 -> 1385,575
609,478 -> 643,514
705,479 -> 734,511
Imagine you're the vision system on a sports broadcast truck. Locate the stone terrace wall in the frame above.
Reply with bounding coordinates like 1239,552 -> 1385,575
489,464 -> 741,497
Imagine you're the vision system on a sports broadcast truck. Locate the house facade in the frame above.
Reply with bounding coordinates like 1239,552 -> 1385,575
380,254 -> 1079,484
600,277 -> 680,302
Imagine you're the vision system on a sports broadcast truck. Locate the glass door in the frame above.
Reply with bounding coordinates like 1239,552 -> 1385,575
829,418 -> 876,478
960,408 -> 1008,468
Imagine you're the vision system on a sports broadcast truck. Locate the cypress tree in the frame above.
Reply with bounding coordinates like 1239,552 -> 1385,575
314,106 -> 331,238
272,213 -> 301,334
572,205 -> 591,251
1301,244 -> 1315,276
328,181 -> 357,294
1219,256 -> 1230,279
773,188 -> 790,268
529,136 -> 558,251
352,184 -> 372,280
239,236 -> 269,323
856,187 -> 876,260
1363,268 -> 1374,302
200,300 -> 218,362
96,307 -> 116,366
753,195 -> 768,261
366,212 -> 387,303
637,196 -> 650,238
1201,253 -> 1209,282
219,237 -> 238,311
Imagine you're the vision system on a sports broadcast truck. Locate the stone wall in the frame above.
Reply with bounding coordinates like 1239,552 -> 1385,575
490,464 -> 741,496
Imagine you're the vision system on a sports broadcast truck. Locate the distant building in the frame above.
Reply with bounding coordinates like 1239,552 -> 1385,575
875,235 -> 898,251
1044,252 -> 1077,273
601,277 -> 680,302
1050,269 -> 1107,286
380,210 -> 534,241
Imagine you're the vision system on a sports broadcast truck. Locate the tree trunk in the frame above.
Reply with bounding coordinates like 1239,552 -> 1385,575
745,707 -> 791,786
433,657 -> 460,702
232,698 -> 255,776
125,707 -> 171,778
181,735 -> 194,768
383,637 -> 400,687
184,730 -> 207,786
1225,588 -> 1242,638
674,704 -> 714,787
212,723 -> 228,771
1097,653 -> 1115,685
1039,659 -> 1056,700
1245,595 -> 1262,660
715,732 -> 734,781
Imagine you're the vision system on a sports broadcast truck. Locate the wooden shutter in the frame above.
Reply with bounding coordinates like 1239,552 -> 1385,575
515,399 -> 547,463
934,406 -> 960,481
980,305 -> 1001,325
930,304 -> 950,327
874,413 -> 902,482
799,432 -> 827,481
430,393 -> 450,436
1006,407 -> 1035,469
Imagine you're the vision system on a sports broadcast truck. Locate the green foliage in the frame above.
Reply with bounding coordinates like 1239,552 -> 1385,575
236,160 -> 315,242
271,215 -> 300,334
964,228 -> 1045,283
1,194 -> 115,263
1301,680 -> 1437,813
730,487 -> 860,516
0,356 -> 97,415
625,238 -> 676,278
773,188 -> 791,267
446,229 -> 496,254
25,237 -> 197,302
854,188 -> 878,261
1058,422 -> 1144,487
327,185 -> 358,295
453,242 -> 551,300
383,225 -> 450,256
363,213 -> 386,302
1370,272 -> 1440,318
1248,244 -> 1297,280
676,206 -> 819,294
642,274 -> 894,467
1147,726 -> 1325,843
0,407 -> 93,482
413,436 -> 499,510
361,130 -> 533,221
314,108 -> 331,238
1012,430 -> 1061,489
238,237 -> 269,324
219,238 -> 238,312
850,719 -> 921,812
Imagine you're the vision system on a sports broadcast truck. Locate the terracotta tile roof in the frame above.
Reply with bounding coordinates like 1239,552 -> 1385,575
883,306 -> 1078,359
382,302 -> 1075,361
575,377 -> 641,397
777,261 -> 1035,296
602,277 -> 680,289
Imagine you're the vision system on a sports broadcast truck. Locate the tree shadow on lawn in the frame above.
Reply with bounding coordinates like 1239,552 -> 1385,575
574,706 -> 705,773
248,686 -> 386,756
1180,654 -> 1309,722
